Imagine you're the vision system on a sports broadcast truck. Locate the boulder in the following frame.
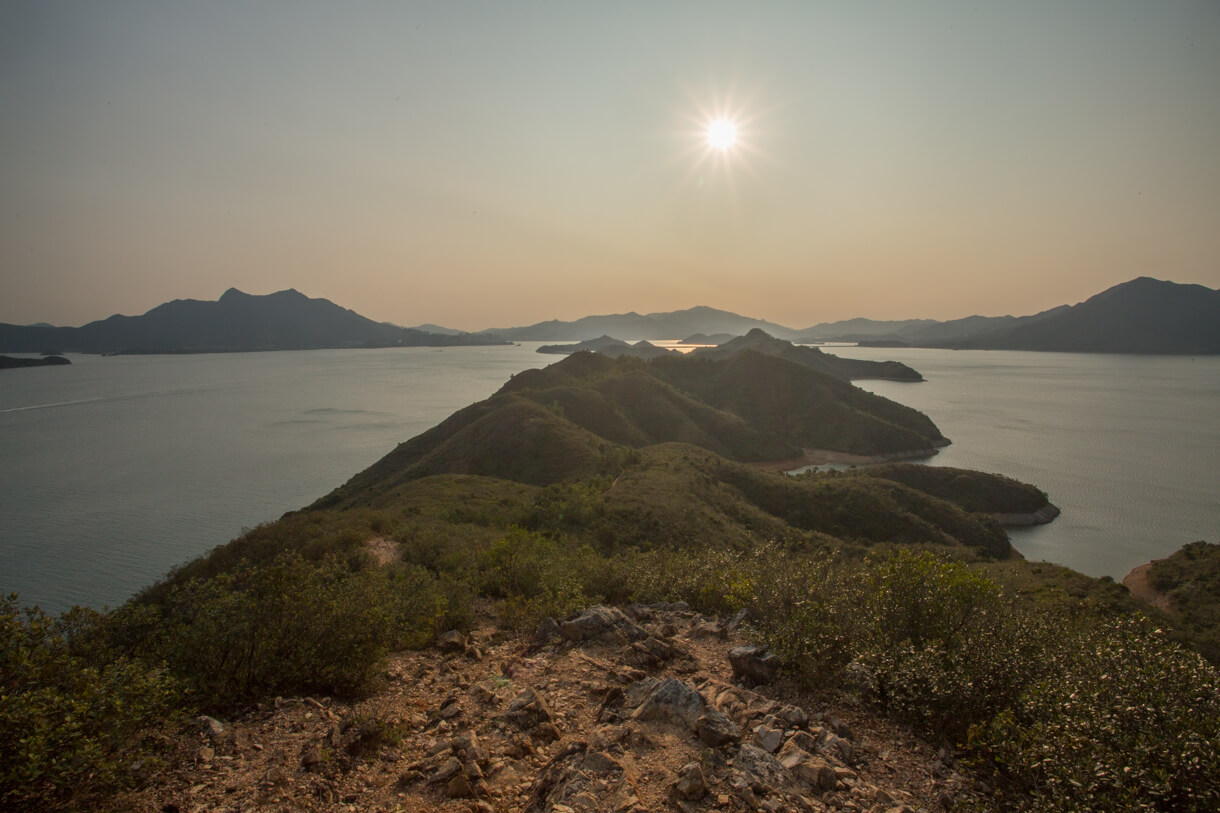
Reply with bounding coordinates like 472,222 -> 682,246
729,645 -> 781,685
559,605 -> 648,643
630,678 -> 705,729
696,709 -> 741,747
733,743 -> 790,793
437,630 -> 466,653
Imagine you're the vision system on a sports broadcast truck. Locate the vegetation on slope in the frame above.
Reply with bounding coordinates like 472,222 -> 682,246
4,351 -> 1216,811
1149,541 -> 1220,664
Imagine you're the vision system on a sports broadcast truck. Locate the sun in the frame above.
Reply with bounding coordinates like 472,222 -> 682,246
706,118 -> 738,151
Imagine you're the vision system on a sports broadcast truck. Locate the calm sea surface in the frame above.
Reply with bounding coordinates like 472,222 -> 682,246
832,346 -> 1219,579
1,345 -> 548,613
2,345 -> 1217,613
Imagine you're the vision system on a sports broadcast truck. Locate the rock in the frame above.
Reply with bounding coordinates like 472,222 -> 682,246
753,723 -> 785,754
728,607 -> 751,631
560,605 -> 648,643
629,678 -> 705,729
197,715 -> 227,744
534,616 -> 562,644
777,704 -> 810,730
696,709 -> 741,747
729,645 -> 781,685
734,743 -> 790,792
674,761 -> 707,800
687,620 -> 723,639
822,733 -> 855,764
786,729 -> 823,754
490,763 -> 520,789
506,687 -> 557,731
453,730 -> 481,756
433,756 -> 462,782
446,773 -> 475,798
437,629 -> 466,653
778,748 -> 837,791
833,766 -> 857,782
625,635 -> 678,667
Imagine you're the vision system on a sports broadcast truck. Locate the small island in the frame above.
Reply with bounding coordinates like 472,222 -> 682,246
0,354 -> 71,369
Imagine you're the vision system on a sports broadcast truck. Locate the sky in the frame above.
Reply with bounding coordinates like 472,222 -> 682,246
2,1 -> 1218,331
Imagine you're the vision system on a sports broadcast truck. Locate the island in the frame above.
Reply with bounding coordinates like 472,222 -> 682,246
0,354 -> 71,369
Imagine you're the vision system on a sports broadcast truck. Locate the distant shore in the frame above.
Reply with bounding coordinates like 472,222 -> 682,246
759,446 -> 942,472
0,354 -> 71,370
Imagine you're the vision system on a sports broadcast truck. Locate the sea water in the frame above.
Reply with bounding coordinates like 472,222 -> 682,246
2,345 -> 1216,613
831,346 -> 1219,579
1,345 -> 548,613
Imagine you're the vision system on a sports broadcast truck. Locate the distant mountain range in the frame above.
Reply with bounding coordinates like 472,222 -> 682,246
482,305 -> 800,342
934,277 -> 1220,353
477,277 -> 1220,355
3,276 -> 1214,356
0,288 -> 509,354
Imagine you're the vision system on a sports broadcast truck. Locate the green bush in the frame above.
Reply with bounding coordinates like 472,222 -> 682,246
480,527 -> 599,629
383,563 -> 475,649
145,553 -> 394,707
0,596 -> 180,811
973,616 -> 1220,812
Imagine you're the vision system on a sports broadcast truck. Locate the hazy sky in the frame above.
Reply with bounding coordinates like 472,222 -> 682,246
3,1 -> 1218,330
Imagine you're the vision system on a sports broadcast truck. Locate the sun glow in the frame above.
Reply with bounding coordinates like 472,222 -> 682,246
706,118 -> 738,150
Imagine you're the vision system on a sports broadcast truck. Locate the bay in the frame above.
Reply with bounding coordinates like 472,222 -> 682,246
831,346 -> 1219,579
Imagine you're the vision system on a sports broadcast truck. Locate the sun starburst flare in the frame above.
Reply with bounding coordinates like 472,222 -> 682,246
706,118 -> 738,151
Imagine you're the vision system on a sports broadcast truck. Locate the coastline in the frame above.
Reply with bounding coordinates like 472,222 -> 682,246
756,446 -> 942,473
991,504 -> 1061,527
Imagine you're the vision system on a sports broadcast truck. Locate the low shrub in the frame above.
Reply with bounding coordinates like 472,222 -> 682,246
0,596 -> 180,811
972,616 -> 1220,812
144,553 -> 395,707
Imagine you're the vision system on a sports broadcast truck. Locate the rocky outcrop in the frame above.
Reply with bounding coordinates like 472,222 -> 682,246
115,604 -> 981,812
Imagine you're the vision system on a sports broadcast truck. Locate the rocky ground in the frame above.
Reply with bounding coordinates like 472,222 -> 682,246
116,604 -> 983,813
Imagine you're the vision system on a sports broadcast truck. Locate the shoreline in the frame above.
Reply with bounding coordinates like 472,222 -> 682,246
992,504 -> 1061,527
754,446 -> 943,472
